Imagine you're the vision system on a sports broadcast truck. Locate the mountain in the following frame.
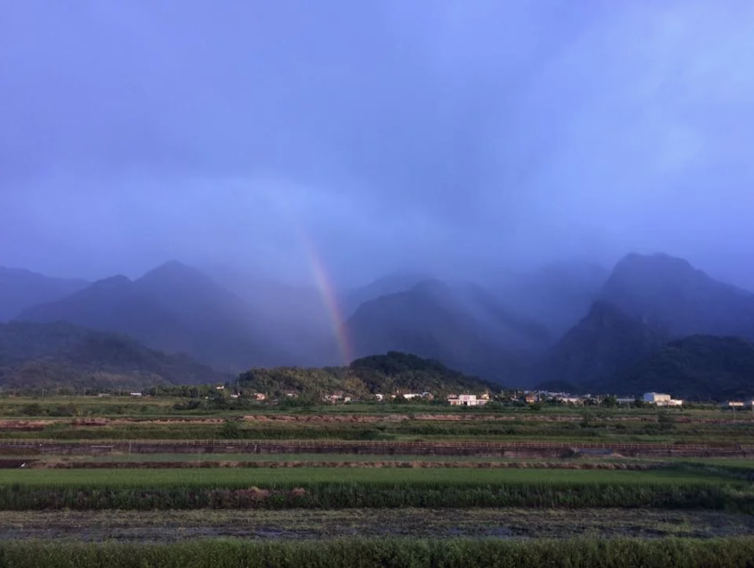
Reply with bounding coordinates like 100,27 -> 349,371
599,253 -> 754,339
534,253 -> 754,397
492,261 -> 609,339
206,267 -> 335,367
0,267 -> 88,321
239,351 -> 495,399
15,261 -> 282,372
534,301 -> 667,389
340,272 -> 435,317
344,279 -> 549,383
0,321 -> 230,390
610,335 -> 754,400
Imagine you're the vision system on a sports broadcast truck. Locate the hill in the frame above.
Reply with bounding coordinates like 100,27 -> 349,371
607,335 -> 754,400
0,321 -> 230,390
343,280 -> 548,383
238,351 -> 495,399
0,267 -> 88,321
534,301 -> 667,389
599,253 -> 754,339
492,260 -> 609,339
15,261 -> 282,372
340,272 -> 434,317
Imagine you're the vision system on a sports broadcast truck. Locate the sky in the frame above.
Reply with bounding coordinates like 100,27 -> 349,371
1,0 -> 754,289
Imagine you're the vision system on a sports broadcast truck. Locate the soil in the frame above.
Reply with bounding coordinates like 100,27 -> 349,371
0,508 -> 750,542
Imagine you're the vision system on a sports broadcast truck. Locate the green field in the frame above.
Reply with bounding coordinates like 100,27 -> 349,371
2,396 -> 754,566
1,467 -> 751,511
0,466 -> 737,486
1,537 -> 754,568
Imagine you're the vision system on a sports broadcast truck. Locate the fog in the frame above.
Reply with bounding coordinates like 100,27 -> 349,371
2,0 -> 754,289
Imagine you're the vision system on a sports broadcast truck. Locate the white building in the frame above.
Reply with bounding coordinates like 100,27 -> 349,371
448,394 -> 488,407
643,392 -> 683,407
400,393 -> 422,400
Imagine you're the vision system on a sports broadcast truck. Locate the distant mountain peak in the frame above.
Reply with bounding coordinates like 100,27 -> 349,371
139,260 -> 208,281
600,252 -> 754,339
90,275 -> 131,288
615,252 -> 695,273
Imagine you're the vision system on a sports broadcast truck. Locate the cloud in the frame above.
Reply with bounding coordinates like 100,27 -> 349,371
2,0 -> 754,287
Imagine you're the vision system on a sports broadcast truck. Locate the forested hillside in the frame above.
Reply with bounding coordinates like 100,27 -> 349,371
239,351 -> 495,399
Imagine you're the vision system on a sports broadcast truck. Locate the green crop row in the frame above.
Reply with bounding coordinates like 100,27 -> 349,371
0,468 -> 751,511
0,466 -> 735,487
1,538 -> 754,568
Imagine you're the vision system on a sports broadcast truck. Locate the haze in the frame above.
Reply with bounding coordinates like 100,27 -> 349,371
1,0 -> 753,289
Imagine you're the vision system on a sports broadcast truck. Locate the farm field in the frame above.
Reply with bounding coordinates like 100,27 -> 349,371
1,537 -> 754,568
1,508 -> 753,541
1,397 -> 754,566
2,401 -> 753,446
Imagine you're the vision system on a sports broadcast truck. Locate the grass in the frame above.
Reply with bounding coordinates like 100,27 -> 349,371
1,538 -> 754,568
0,467 -> 751,511
0,466 -> 735,487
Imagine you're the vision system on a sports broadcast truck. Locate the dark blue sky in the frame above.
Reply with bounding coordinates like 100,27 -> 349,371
1,0 -> 753,288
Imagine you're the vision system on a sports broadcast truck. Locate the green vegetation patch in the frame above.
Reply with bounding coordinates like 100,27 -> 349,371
1,468 -> 751,511
1,538 -> 754,568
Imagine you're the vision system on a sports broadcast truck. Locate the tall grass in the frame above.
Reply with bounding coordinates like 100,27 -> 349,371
1,538 -> 754,568
0,483 -> 748,511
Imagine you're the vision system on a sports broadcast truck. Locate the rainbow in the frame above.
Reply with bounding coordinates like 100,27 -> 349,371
300,237 -> 352,367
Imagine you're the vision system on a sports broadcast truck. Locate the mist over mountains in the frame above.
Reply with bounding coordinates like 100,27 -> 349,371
3,252 -> 754,399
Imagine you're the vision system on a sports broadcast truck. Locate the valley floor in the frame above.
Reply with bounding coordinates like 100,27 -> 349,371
1,399 -> 754,566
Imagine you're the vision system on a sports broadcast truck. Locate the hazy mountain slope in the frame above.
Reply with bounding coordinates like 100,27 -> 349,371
535,301 -> 667,389
608,335 -> 754,400
492,260 -> 609,340
0,321 -> 229,390
15,261 -> 282,371
0,267 -> 88,321
206,267 -> 335,366
340,272 -> 434,317
344,279 -> 547,383
599,253 -> 754,339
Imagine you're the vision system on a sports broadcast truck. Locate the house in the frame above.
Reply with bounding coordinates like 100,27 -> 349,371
448,394 -> 488,407
374,394 -> 385,402
130,392 -> 142,397
324,391 -> 347,403
723,401 -> 744,409
400,393 -> 421,400
643,392 -> 683,407
524,393 -> 537,404
557,396 -> 583,405
215,385 -> 225,391
251,393 -> 266,401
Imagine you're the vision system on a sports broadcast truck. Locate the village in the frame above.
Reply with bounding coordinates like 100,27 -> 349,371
163,386 -> 753,410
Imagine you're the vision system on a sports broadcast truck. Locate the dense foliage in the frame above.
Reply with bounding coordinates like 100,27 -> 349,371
3,538 -> 754,568
239,351 -> 495,398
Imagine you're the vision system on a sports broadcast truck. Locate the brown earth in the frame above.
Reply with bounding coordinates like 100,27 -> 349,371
24,460 -> 659,470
